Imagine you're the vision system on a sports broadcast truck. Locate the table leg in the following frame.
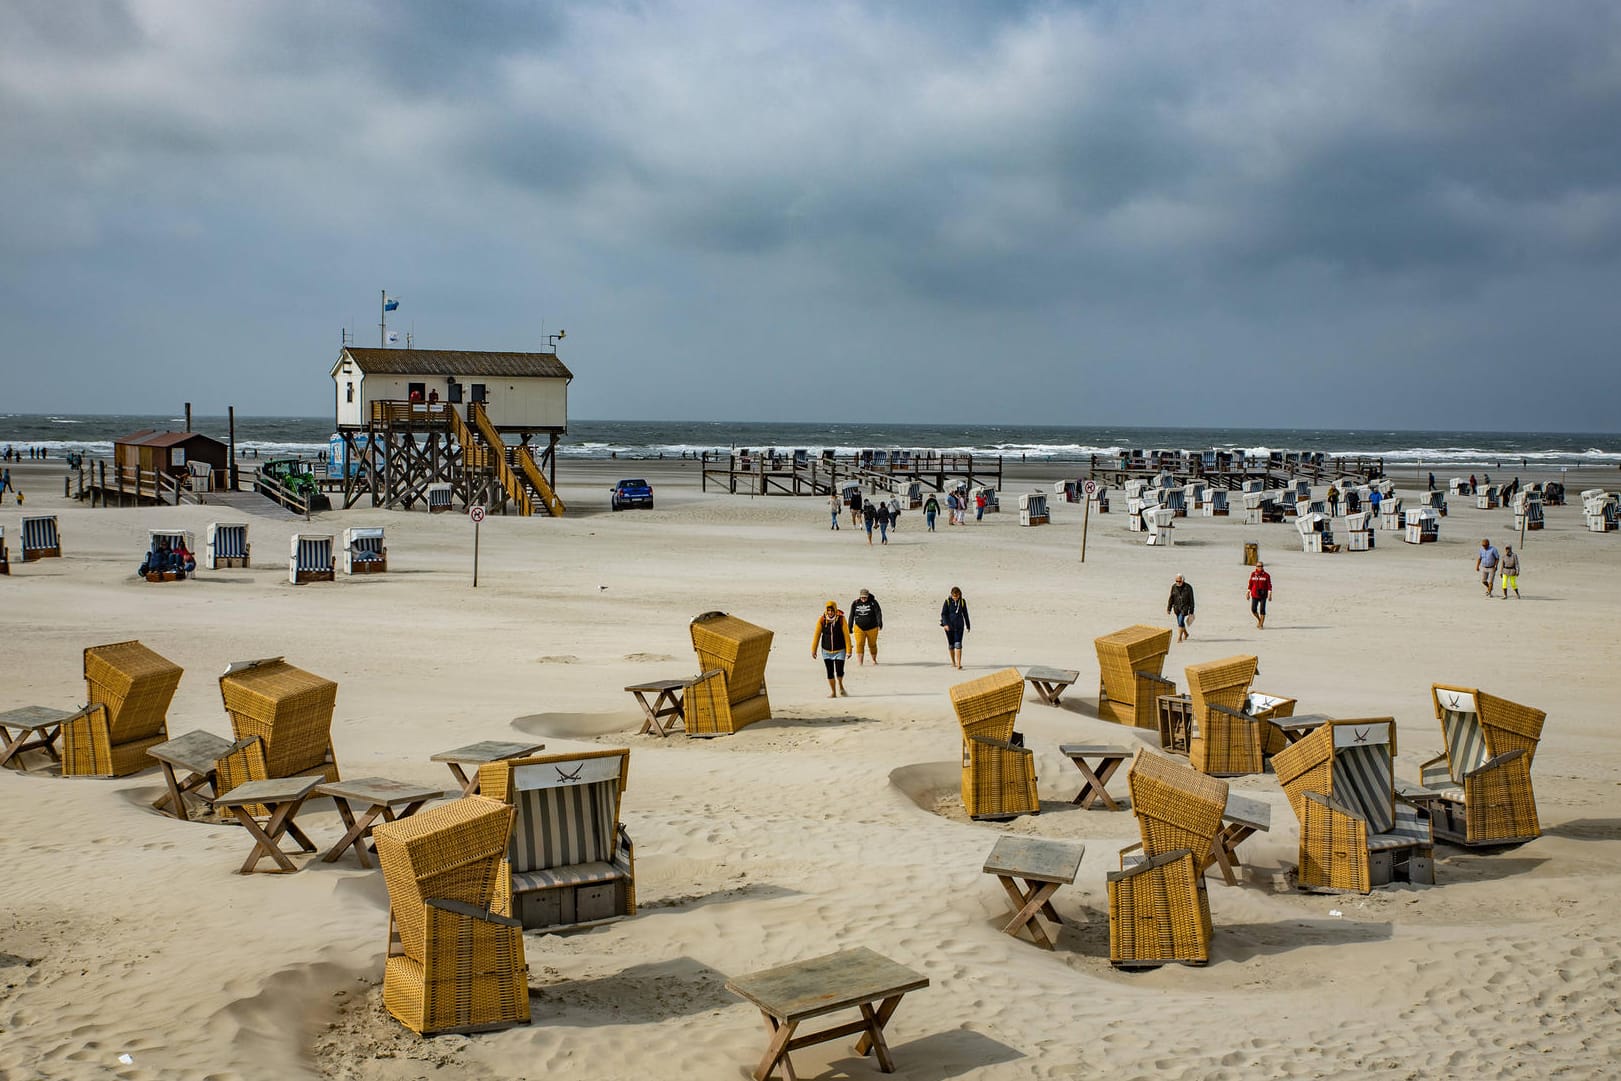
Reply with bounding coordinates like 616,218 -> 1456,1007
322,798 -> 388,867
755,1013 -> 800,1081
1070,756 -> 1123,810
859,1001 -> 896,1072
446,762 -> 477,796
854,994 -> 904,1058
155,761 -> 189,821
0,726 -> 31,770
285,818 -> 318,853
997,875 -> 1060,948
232,804 -> 298,873
631,691 -> 659,736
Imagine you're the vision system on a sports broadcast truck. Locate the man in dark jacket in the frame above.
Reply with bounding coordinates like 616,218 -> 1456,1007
849,588 -> 883,664
1167,575 -> 1195,642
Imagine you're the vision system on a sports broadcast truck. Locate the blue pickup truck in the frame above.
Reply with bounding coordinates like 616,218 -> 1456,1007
610,478 -> 654,511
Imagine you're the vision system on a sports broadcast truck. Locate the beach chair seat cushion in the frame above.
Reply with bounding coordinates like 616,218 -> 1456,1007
510,855 -> 631,893
1368,801 -> 1432,851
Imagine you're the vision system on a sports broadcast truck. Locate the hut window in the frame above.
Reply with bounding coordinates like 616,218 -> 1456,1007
470,383 -> 487,403
345,382 -> 354,403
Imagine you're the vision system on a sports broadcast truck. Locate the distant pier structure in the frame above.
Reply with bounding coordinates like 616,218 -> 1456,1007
701,449 -> 1002,496
1087,448 -> 1386,489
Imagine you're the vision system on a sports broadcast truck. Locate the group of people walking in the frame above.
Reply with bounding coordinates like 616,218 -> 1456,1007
1161,562 -> 1276,640
812,586 -> 972,693
1475,538 -> 1522,599
829,487 -> 988,538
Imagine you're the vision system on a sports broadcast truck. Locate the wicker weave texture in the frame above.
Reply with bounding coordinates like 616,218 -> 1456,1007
950,668 -> 1024,737
961,738 -> 1039,819
1189,708 -> 1262,777
375,798 -> 514,956
1298,793 -> 1370,891
1462,753 -> 1540,844
1095,626 -> 1172,726
219,660 -> 338,778
1273,723 -> 1335,821
1127,748 -> 1228,858
1107,850 -> 1212,966
1185,656 -> 1258,716
689,613 -> 773,704
61,641 -> 182,777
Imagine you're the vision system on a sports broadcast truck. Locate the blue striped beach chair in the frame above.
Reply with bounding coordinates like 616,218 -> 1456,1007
21,515 -> 60,561
1274,719 -> 1434,892
206,522 -> 250,569
476,749 -> 635,932
343,527 -> 387,574
289,533 -> 335,584
0,525 -> 8,575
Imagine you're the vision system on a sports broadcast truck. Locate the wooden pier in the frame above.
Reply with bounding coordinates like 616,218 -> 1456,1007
1086,450 -> 1385,490
700,450 -> 1002,496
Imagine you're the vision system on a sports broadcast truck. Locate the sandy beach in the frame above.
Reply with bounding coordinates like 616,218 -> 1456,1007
3,457 -> 1619,1081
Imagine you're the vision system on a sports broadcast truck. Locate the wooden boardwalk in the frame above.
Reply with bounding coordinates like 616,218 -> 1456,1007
700,450 -> 1002,496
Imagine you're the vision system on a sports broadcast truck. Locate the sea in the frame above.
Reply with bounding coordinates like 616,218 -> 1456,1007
0,414 -> 1616,469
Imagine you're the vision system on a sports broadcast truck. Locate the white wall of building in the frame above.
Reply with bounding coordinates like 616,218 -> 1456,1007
333,366 -> 568,430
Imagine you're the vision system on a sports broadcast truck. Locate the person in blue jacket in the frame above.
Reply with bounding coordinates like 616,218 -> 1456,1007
940,586 -> 970,669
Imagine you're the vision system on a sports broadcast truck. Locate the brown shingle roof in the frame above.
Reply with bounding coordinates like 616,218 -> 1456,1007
339,348 -> 573,380
115,430 -> 225,449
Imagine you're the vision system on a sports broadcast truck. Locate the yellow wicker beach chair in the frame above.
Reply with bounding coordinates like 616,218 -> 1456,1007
214,658 -> 340,806
686,612 -> 773,736
373,796 -> 530,1036
478,749 -> 636,932
1185,656 -> 1263,776
1274,719 -> 1434,893
951,668 -> 1038,821
1094,625 -> 1174,730
1107,749 -> 1228,967
60,641 -> 183,777
1417,685 -> 1545,846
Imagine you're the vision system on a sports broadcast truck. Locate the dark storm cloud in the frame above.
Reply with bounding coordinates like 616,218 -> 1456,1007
1,0 -> 1619,428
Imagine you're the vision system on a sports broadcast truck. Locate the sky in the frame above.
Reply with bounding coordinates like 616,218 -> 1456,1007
2,1 -> 1620,430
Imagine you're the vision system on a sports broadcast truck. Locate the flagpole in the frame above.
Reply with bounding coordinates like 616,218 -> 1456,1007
380,289 -> 386,347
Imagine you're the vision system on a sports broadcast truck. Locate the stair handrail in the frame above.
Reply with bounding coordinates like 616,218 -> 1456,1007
513,443 -> 566,516
466,403 -> 532,515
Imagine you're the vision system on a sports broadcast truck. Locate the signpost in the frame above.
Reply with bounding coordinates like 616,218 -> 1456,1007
469,505 -> 486,587
1081,480 -> 1097,563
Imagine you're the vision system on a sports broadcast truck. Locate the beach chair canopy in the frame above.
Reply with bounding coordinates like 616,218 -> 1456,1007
217,657 -> 339,780
690,612 -> 772,703
60,640 -> 184,777
1418,684 -> 1546,845
950,668 -> 1038,820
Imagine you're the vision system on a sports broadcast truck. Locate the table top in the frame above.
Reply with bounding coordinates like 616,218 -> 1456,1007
1222,793 -> 1272,831
0,705 -> 78,729
1395,779 -> 1443,800
148,729 -> 237,772
625,678 -> 697,693
983,836 -> 1086,884
317,776 -> 444,805
1022,666 -> 1081,683
1058,744 -> 1132,759
1275,714 -> 1333,731
726,947 -> 928,1022
430,740 -> 544,764
216,775 -> 322,808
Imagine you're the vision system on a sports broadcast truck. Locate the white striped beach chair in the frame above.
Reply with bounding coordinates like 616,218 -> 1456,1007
21,515 -> 60,561
476,749 -> 635,932
427,483 -> 454,513
1274,719 -> 1434,892
289,533 -> 335,584
206,522 -> 250,569
343,527 -> 388,574
1416,685 -> 1544,846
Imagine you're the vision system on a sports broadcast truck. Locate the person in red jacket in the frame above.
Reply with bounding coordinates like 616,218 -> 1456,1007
1247,563 -> 1274,630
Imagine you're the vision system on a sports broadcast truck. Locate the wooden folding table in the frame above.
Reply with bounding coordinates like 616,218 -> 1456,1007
1205,791 -> 1271,886
0,705 -> 75,771
1058,744 -> 1131,810
726,947 -> 929,1080
147,729 -> 251,821
430,740 -> 545,796
982,835 -> 1085,949
215,775 -> 321,874
316,777 -> 443,867
1021,665 -> 1081,707
625,677 -> 697,737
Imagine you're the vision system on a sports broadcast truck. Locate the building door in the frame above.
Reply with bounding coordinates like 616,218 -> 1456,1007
470,383 -> 487,403
407,381 -> 426,402
447,382 -> 463,403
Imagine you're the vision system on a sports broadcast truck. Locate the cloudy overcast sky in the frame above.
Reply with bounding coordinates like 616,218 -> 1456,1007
3,1 -> 1619,430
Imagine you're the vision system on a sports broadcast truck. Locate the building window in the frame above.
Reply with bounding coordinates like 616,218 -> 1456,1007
346,382 -> 354,403
470,383 -> 487,403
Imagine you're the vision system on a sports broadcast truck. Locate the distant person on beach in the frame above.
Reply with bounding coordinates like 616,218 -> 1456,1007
924,493 -> 940,532
1500,545 -> 1521,598
862,499 -> 877,545
849,490 -> 863,528
940,586 -> 971,669
1247,562 -> 1273,630
1475,538 -> 1501,597
1469,473 -> 1478,495
849,588 -> 883,664
975,490 -> 987,521
828,492 -> 841,530
1327,484 -> 1340,517
877,504 -> 890,545
1428,471 -> 1436,490
1167,575 -> 1196,643
811,600 -> 850,698
1369,486 -> 1382,517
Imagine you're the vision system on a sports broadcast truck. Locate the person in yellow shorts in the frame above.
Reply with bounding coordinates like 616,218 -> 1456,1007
1500,545 -> 1520,598
848,588 -> 883,664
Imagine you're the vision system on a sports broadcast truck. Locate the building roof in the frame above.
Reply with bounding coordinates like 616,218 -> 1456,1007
336,348 -> 573,380
115,429 -> 226,449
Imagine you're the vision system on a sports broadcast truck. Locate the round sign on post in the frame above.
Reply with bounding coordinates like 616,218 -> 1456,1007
1083,480 -> 1099,497
469,505 -> 487,524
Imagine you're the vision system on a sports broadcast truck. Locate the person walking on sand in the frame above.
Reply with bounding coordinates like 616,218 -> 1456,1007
1475,538 -> 1501,598
878,503 -> 891,545
828,492 -> 841,530
812,600 -> 850,697
1247,562 -> 1273,630
1167,575 -> 1196,643
1500,545 -> 1521,598
924,492 -> 940,532
940,586 -> 971,669
849,588 -> 883,665
862,499 -> 877,545
849,489 -> 863,529
975,490 -> 987,521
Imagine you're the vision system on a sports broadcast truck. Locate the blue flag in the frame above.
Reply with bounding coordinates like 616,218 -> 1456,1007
384,296 -> 400,312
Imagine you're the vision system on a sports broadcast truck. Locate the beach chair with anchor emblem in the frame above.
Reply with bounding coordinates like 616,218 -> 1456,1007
373,796 -> 531,1036
1273,719 -> 1434,893
477,749 -> 636,932
684,612 -> 773,736
951,667 -> 1039,821
205,522 -> 250,569
1411,684 -> 1546,846
59,640 -> 184,777
1107,749 -> 1229,967
21,515 -> 60,561
1094,625 -> 1175,731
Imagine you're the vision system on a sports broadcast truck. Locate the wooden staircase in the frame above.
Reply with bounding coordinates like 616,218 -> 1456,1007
460,403 -> 565,517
